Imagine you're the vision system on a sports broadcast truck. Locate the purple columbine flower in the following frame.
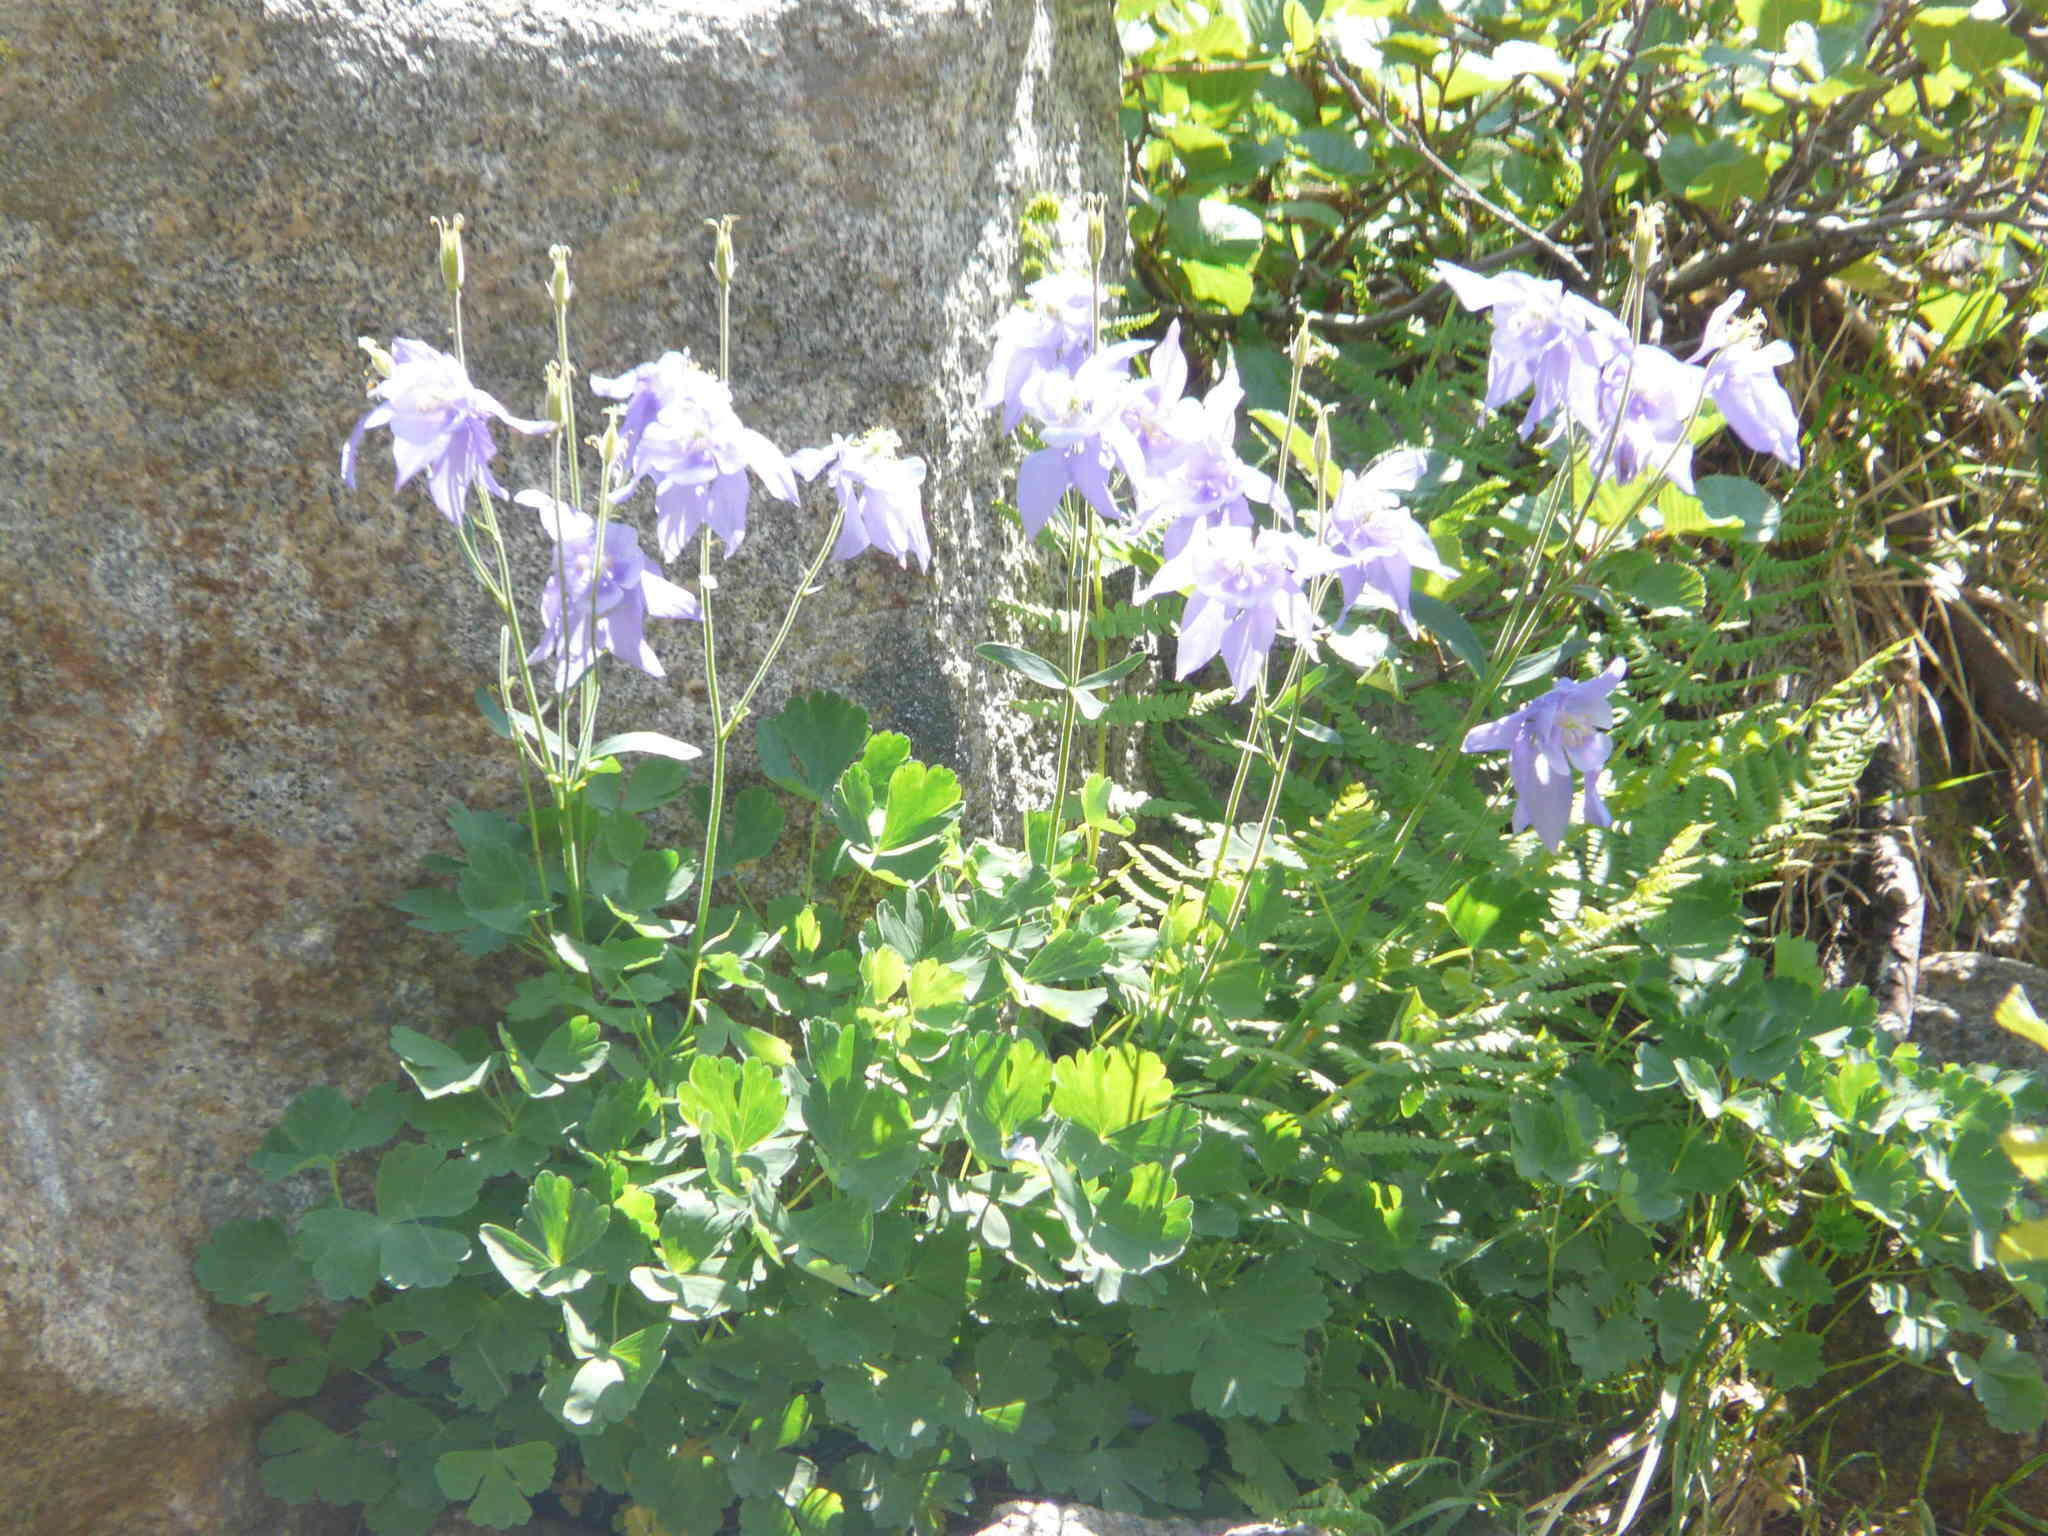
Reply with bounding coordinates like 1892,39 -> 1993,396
1325,450 -> 1456,631
1127,355 -> 1274,557
1461,659 -> 1627,850
981,267 -> 1099,433
591,352 -> 797,560
1593,342 -> 1709,492
1690,292 -> 1802,469
1119,320 -> 1201,477
1014,345 -> 1149,536
520,490 -> 700,692
789,429 -> 932,570
1139,524 -> 1338,699
340,338 -> 553,525
1145,437 -> 1273,559
1435,261 -> 1629,440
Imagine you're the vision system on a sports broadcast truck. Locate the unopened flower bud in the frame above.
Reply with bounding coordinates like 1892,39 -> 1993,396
355,336 -> 395,380
543,361 -> 572,430
595,416 -> 622,469
706,216 -> 737,288
1630,204 -> 1664,281
548,245 -> 574,311
432,214 -> 465,295
1288,318 -> 1333,375
1311,407 -> 1332,475
1087,207 -> 1107,271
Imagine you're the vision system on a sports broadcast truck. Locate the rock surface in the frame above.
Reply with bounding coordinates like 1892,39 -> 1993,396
0,2 -> 1117,1531
1911,950 -> 2048,1076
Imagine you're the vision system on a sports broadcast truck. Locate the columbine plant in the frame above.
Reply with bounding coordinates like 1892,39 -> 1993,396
199,197 -> 2006,1536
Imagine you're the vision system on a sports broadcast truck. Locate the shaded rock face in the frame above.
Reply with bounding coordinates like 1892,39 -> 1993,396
1912,951 -> 2048,1077
0,2 -> 1118,1531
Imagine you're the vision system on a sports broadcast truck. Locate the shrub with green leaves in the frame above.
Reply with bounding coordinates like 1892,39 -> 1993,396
197,167 -> 2047,1536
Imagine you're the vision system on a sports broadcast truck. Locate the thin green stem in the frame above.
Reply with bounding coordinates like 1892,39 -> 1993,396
724,500 -> 848,737
685,219 -> 739,1036
1039,502 -> 1096,871
684,521 -> 727,1029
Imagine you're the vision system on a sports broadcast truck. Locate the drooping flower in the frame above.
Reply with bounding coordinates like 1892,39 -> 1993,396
1435,261 -> 1629,440
1324,450 -> 1456,632
1119,320 -> 1201,477
1014,345 -> 1149,535
1690,292 -> 1802,468
340,338 -> 553,525
1461,659 -> 1628,849
1139,524 -> 1339,699
591,352 -> 797,560
981,267 -> 1099,433
520,490 -> 700,692
1121,346 -> 1274,555
1591,342 -> 1709,492
789,430 -> 932,569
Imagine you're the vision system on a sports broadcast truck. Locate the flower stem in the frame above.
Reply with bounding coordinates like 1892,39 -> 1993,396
684,508 -> 726,1031
724,500 -> 848,736
1039,500 -> 1096,871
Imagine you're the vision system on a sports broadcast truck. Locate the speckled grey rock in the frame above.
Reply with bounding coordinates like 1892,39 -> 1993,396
0,1 -> 1117,1531
1912,951 -> 2048,1076
962,1502 -> 1330,1536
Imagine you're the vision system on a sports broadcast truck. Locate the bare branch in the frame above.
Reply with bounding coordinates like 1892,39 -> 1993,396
1666,199 -> 2048,297
1316,44 -> 1591,281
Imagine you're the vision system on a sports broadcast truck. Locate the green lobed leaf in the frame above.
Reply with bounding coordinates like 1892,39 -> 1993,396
796,1020 -> 924,1211
391,1026 -> 498,1099
1953,1331 -> 2048,1433
1133,1257 -> 1330,1420
1085,1162 -> 1195,1273
675,1055 -> 788,1154
717,785 -> 787,874
193,1217 -> 311,1312
757,690 -> 870,804
1551,1284 -> 1653,1380
249,1083 -> 406,1181
434,1443 -> 556,1530
376,1143 -> 485,1223
544,1311 -> 670,1427
963,1035 -> 1055,1164
1052,1044 -> 1174,1138
260,1410 -> 396,1505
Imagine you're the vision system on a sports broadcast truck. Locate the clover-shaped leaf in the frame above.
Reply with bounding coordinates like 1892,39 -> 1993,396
758,689 -> 870,804
260,1410 -> 395,1505
193,1217 -> 311,1313
376,1143 -> 486,1223
1051,1043 -> 1173,1138
674,1055 -> 787,1154
795,1021 -> 921,1211
478,1171 -> 608,1297
542,1306 -> 669,1427
1133,1257 -> 1329,1421
434,1443 -> 556,1530
961,1036 -> 1052,1165
249,1083 -> 406,1181
391,1026 -> 498,1099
